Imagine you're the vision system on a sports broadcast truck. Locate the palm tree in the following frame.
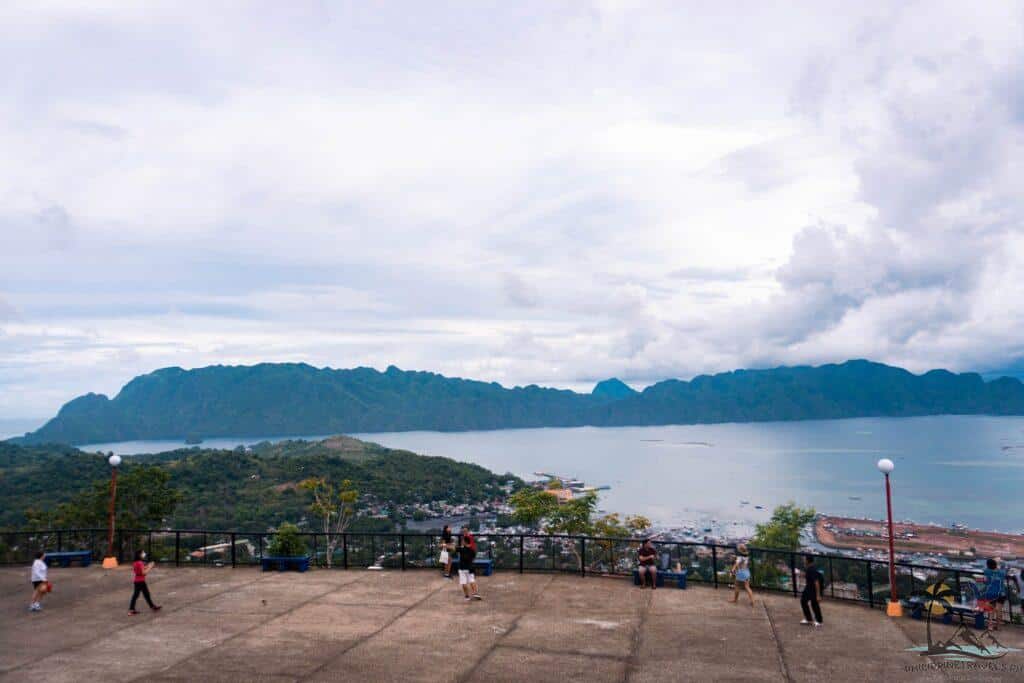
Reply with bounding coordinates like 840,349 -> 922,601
922,581 -> 955,652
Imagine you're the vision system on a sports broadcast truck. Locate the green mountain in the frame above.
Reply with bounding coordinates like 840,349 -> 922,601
591,378 -> 638,400
13,359 -> 1024,446
0,436 -> 520,530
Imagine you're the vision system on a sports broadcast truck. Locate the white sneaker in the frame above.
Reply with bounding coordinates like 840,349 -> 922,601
800,619 -> 811,625
814,622 -> 823,627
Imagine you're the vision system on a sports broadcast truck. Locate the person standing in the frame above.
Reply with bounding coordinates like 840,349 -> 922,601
440,525 -> 454,579
29,551 -> 48,612
800,555 -> 824,626
979,558 -> 1007,631
457,533 -> 482,601
129,550 -> 162,615
637,540 -> 658,589
729,544 -> 754,606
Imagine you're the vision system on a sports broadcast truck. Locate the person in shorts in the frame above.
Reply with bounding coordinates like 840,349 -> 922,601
729,543 -> 755,606
29,551 -> 48,612
637,539 -> 658,589
457,530 -> 482,601
440,525 -> 454,579
979,558 -> 1007,631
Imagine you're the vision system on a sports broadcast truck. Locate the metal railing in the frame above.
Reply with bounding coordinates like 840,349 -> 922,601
1,527 -> 1018,625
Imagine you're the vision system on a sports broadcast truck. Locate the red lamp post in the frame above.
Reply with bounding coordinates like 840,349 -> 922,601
877,458 -> 901,616
102,454 -> 122,568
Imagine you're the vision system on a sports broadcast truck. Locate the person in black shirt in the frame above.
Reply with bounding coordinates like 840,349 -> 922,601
800,555 -> 824,626
637,540 -> 658,589
440,525 -> 454,579
457,532 -> 482,601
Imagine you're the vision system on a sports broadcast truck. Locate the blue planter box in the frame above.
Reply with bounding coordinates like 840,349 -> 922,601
261,556 -> 310,572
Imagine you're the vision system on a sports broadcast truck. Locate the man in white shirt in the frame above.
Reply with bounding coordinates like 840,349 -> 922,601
30,551 -> 48,612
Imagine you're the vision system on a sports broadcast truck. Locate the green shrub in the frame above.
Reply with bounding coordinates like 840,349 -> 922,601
267,522 -> 308,557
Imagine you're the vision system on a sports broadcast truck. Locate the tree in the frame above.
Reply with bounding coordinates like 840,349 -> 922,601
299,477 -> 358,568
749,503 -> 816,590
751,503 -> 816,550
267,522 -> 308,557
26,465 -> 181,530
509,489 -> 651,570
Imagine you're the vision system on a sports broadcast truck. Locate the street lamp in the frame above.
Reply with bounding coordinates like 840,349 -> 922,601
877,458 -> 901,617
102,453 -> 122,569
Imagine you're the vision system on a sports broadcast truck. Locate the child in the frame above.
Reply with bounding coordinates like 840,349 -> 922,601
29,551 -> 48,612
129,550 -> 162,615
457,530 -> 482,601
729,543 -> 755,606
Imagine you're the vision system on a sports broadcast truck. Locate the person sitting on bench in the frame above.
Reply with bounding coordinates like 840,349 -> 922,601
637,539 -> 658,589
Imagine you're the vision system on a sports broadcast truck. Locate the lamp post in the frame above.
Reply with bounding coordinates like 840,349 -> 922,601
877,458 -> 901,616
102,454 -> 122,569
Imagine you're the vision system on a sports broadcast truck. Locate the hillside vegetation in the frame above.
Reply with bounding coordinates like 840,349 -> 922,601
0,436 -> 519,530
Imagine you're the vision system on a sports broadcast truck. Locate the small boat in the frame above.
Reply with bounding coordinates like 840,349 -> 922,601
754,505 -> 764,510
848,496 -> 862,501
740,500 -> 750,505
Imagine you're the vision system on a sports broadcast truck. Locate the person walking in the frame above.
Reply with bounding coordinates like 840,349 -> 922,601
440,525 -> 454,579
729,543 -> 754,606
800,555 -> 824,626
637,540 -> 658,589
457,532 -> 482,602
129,550 -> 162,615
29,551 -> 48,612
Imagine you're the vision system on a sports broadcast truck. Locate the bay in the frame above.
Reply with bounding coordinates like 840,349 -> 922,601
80,415 -> 1024,534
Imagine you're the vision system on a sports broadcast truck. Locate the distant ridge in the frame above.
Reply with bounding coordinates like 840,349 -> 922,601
13,359 -> 1024,445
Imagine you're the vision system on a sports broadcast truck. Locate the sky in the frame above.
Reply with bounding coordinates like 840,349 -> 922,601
2,1 -> 1024,420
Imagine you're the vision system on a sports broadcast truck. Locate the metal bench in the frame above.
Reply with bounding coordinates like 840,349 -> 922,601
45,550 -> 93,568
449,558 -> 494,576
260,556 -> 310,572
633,568 -> 687,588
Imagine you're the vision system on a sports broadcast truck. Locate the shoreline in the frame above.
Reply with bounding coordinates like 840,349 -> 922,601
815,515 -> 1024,559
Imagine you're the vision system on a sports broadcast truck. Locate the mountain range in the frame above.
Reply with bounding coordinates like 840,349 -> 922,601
13,359 -> 1024,445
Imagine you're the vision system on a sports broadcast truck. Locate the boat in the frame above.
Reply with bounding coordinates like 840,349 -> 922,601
754,505 -> 764,510
184,436 -> 203,445
740,500 -> 750,505
848,496 -> 862,501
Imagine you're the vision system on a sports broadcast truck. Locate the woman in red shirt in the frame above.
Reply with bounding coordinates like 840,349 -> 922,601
129,550 -> 162,615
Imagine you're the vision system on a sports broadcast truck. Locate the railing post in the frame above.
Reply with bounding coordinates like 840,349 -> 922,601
343,533 -> 349,570
312,534 -> 318,568
712,545 -> 718,588
954,571 -> 962,602
790,553 -> 798,597
175,531 -> 180,567
828,556 -> 835,599
57,530 -> 63,552
147,532 -> 152,559
231,532 -> 237,568
519,535 -> 524,574
867,560 -> 874,608
401,534 -> 406,571
580,537 -> 586,577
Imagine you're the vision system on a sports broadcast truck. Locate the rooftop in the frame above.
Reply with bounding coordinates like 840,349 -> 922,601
1,566 -> 1021,682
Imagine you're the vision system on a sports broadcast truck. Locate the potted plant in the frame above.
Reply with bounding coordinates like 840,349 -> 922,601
262,522 -> 310,572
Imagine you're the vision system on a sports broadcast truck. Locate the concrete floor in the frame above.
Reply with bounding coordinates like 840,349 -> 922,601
1,566 -> 1021,682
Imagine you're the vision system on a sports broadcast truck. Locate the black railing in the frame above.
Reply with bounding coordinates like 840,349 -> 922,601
1,527 -> 1018,625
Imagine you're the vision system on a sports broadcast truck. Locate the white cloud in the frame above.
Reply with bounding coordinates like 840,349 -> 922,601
1,1 -> 1023,417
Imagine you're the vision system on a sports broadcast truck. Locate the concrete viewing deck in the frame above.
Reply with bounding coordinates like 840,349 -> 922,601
1,566 -> 1022,682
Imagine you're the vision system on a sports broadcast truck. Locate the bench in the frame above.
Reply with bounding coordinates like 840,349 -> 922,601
905,597 -> 986,629
633,568 -> 687,589
45,550 -> 92,568
448,557 -> 494,577
260,556 -> 310,573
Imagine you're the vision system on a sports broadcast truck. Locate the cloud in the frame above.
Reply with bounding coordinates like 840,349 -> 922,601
0,2 -> 1023,417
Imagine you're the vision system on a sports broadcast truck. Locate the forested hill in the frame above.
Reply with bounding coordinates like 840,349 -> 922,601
0,436 -> 519,530
14,360 -> 1024,445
